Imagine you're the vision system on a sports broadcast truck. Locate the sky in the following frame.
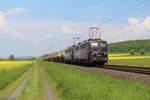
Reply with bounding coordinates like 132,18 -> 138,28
0,0 -> 150,57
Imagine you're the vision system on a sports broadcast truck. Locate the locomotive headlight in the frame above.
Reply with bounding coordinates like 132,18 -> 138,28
104,52 -> 107,55
92,53 -> 97,57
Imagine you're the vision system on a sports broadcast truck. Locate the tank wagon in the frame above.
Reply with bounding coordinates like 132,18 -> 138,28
43,27 -> 108,65
43,51 -> 65,62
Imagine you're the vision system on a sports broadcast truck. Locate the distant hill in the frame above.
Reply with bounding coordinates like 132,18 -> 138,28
16,56 -> 36,60
108,39 -> 150,53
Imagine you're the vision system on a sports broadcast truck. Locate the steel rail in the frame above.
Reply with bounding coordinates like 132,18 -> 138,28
101,65 -> 150,75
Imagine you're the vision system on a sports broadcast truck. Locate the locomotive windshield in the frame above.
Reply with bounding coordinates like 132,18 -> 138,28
90,43 -> 98,48
90,42 -> 107,48
100,42 -> 107,48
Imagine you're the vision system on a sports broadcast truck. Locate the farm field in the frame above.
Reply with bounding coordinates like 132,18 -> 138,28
0,61 -> 56,100
108,54 -> 150,68
0,61 -> 150,100
0,61 -> 33,99
0,61 -> 33,70
41,62 -> 150,100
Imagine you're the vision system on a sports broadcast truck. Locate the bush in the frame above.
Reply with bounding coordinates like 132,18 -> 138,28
140,49 -> 145,55
129,49 -> 135,55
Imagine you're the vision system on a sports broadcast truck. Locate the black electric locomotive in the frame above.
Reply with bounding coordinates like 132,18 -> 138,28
64,27 -> 108,65
64,38 -> 108,65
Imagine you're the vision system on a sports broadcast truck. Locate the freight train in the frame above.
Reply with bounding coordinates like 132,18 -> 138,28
43,27 -> 108,65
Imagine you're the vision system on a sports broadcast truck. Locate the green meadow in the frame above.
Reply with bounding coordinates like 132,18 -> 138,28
41,62 -> 150,100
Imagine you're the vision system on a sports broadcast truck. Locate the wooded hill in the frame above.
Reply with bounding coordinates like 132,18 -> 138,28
108,39 -> 150,53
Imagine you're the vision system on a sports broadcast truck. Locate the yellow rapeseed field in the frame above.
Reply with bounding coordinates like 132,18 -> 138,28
108,54 -> 130,57
108,54 -> 150,60
0,61 -> 33,70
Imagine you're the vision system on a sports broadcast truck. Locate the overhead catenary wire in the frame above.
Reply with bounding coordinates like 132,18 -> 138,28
100,0 -> 149,26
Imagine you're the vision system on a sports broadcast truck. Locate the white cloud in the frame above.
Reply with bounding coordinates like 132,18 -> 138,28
12,32 -> 25,39
143,17 -> 150,30
0,14 -> 8,29
60,25 -> 75,34
101,17 -> 150,43
128,17 -> 150,32
7,16 -> 150,44
4,7 -> 25,16
0,7 -> 25,40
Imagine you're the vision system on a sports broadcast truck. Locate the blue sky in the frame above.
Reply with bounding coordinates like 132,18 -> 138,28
0,0 -> 150,57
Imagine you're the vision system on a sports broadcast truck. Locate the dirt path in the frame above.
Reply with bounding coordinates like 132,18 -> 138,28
7,67 -> 32,100
7,63 -> 56,100
39,66 -> 56,100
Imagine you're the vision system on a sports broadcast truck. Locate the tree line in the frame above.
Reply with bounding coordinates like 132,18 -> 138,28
0,54 -> 37,61
108,39 -> 150,55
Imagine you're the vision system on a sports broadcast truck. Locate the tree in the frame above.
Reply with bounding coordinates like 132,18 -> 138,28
140,49 -> 145,55
129,49 -> 135,55
31,57 -> 37,60
0,58 -> 4,61
9,54 -> 15,61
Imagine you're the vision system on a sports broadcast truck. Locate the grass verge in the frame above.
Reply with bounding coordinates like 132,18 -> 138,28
41,62 -> 150,100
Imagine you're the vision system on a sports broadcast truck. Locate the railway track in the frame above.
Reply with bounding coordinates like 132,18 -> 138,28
57,62 -> 150,75
101,65 -> 150,75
